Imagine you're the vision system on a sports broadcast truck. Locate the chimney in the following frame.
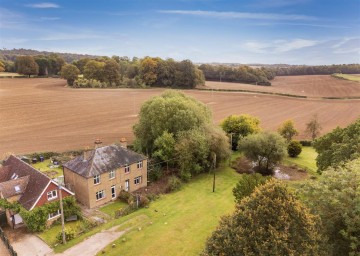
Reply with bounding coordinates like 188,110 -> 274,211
120,137 -> 127,148
94,138 -> 102,149
83,146 -> 91,161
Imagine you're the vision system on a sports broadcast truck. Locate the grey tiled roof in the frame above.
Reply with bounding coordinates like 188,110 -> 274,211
63,145 -> 147,178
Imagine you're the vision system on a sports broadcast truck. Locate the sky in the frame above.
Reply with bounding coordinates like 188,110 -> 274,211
0,0 -> 359,65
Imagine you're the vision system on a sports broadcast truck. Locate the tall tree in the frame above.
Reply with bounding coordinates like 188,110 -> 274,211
278,119 -> 299,142
140,57 -> 159,85
203,180 -> 321,256
300,158 -> 360,256
103,59 -> 120,85
238,132 -> 287,175
313,119 -> 360,173
305,114 -> 322,140
60,64 -> 80,86
221,114 -> 261,150
15,56 -> 39,77
84,60 -> 105,82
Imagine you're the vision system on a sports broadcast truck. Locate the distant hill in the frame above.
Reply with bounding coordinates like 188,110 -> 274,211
0,48 -> 99,63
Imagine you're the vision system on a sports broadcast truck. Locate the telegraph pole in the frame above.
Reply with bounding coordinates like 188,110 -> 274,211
58,184 -> 66,244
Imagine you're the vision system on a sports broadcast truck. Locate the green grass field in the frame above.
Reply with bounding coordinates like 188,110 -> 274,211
32,159 -> 63,178
99,200 -> 127,217
333,73 -> 360,82
97,166 -> 239,256
283,146 -> 318,175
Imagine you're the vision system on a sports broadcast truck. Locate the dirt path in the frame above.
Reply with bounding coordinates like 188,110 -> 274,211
49,225 -> 126,256
12,233 -> 53,256
0,239 -> 10,256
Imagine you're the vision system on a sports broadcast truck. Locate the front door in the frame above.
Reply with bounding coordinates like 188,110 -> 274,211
111,185 -> 116,199
125,180 -> 129,191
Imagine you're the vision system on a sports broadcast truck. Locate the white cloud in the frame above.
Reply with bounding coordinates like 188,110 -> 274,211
242,39 -> 319,53
158,10 -> 317,21
25,2 -> 60,8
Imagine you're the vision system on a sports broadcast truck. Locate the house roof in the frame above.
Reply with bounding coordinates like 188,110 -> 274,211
0,175 -> 30,198
63,144 -> 147,178
1,155 -> 53,210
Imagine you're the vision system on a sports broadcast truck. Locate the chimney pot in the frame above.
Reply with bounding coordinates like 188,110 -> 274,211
120,138 -> 127,148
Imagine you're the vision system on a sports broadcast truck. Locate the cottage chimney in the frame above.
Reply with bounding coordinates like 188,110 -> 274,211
120,138 -> 127,148
94,138 -> 102,149
83,146 -> 91,161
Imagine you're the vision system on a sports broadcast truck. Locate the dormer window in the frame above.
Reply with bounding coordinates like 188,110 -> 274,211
14,185 -> 21,193
47,190 -> 58,201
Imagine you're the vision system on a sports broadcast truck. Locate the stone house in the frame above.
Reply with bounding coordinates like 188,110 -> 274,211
0,155 -> 74,228
63,144 -> 148,208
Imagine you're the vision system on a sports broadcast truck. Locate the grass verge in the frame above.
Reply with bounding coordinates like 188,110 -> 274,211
332,73 -> 360,82
99,200 -> 127,218
283,146 -> 318,176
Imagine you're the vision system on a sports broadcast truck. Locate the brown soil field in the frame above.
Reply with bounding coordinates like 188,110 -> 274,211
203,75 -> 360,98
0,78 -> 359,156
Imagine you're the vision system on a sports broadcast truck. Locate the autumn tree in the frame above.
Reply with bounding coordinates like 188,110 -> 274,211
306,114 -> 322,140
238,132 -> 287,175
84,60 -> 105,82
60,64 -> 80,86
140,57 -> 159,85
0,60 -> 5,72
15,56 -> 39,77
313,119 -> 360,173
203,180 -> 321,256
221,114 -> 261,150
103,59 -> 120,85
299,158 -> 360,255
278,119 -> 298,142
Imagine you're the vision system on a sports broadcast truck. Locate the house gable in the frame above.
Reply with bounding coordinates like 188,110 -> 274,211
32,181 -> 73,209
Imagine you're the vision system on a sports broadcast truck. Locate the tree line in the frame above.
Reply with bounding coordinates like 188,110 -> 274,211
272,64 -> 360,76
198,64 -> 275,86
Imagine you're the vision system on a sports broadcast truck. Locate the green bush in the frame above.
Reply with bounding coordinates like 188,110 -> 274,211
288,141 -> 302,157
166,176 -> 182,193
118,190 -> 134,204
148,164 -> 163,182
56,228 -> 75,243
77,218 -> 98,233
300,140 -> 312,146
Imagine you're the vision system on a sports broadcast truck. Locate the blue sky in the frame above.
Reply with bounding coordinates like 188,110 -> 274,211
1,0 -> 359,64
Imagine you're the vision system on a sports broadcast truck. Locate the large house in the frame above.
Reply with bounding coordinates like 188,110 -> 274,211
63,144 -> 148,208
0,155 -> 74,228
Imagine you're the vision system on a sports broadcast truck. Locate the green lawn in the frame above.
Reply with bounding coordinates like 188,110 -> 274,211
38,220 -> 81,247
96,165 -> 239,256
0,72 -> 25,77
333,73 -> 360,82
283,146 -> 318,175
32,159 -> 63,178
99,200 -> 127,217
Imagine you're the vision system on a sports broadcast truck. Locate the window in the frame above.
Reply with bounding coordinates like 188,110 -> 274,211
96,190 -> 105,200
109,170 -> 115,180
48,210 -> 60,219
137,161 -> 143,169
134,176 -> 142,185
125,165 -> 130,174
94,175 -> 100,185
111,185 -> 116,199
47,190 -> 57,201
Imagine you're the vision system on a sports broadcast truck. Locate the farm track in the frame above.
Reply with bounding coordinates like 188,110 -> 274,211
0,78 -> 359,156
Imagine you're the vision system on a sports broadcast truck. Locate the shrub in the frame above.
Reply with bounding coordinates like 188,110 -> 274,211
148,164 -> 163,182
166,176 -> 182,193
300,140 -> 312,146
118,190 -> 134,203
56,228 -> 76,243
287,140 -> 302,157
77,218 -> 98,233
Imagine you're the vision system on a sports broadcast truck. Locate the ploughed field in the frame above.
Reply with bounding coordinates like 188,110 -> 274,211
0,78 -> 359,156
204,75 -> 360,98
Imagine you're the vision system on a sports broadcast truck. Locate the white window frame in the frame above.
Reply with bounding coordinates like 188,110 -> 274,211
48,209 -> 60,220
96,190 -> 105,201
124,165 -> 130,174
137,161 -> 143,169
134,176 -> 142,185
109,170 -> 115,180
94,175 -> 100,185
47,190 -> 58,201
111,185 -> 116,199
